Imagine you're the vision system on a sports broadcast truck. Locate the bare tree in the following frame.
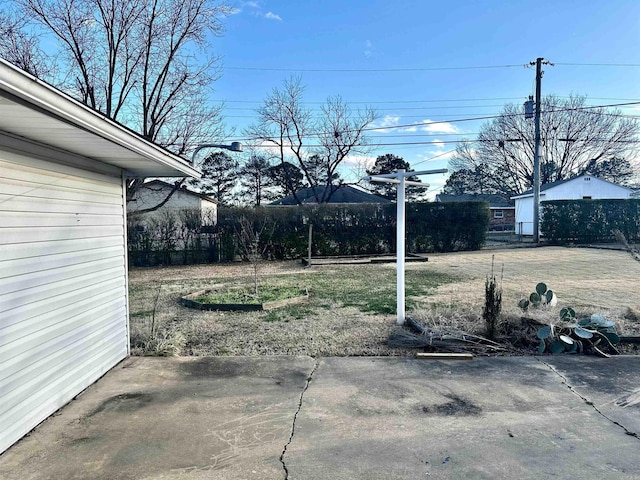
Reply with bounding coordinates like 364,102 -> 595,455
450,95 -> 640,196
0,10 -> 51,77
236,215 -> 275,296
245,76 -> 376,204
4,0 -> 232,209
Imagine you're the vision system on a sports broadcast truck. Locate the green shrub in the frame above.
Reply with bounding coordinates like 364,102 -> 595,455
128,202 -> 489,265
542,199 -> 640,244
217,202 -> 488,260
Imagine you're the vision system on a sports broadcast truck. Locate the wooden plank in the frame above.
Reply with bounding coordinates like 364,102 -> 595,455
416,353 -> 474,360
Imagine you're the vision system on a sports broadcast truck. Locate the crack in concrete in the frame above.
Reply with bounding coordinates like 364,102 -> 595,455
280,357 -> 320,479
537,359 -> 639,440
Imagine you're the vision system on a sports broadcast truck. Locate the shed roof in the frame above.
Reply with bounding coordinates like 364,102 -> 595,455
140,180 -> 217,204
270,185 -> 391,205
0,58 -> 199,178
511,174 -> 631,199
435,193 -> 514,208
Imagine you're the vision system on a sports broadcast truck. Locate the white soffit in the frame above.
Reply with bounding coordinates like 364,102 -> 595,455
0,59 -> 200,179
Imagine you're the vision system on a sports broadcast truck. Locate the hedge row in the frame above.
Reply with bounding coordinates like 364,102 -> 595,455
127,202 -> 490,266
541,199 -> 640,244
217,202 -> 488,261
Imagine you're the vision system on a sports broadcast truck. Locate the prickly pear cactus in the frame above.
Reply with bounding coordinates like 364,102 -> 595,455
519,282 -> 557,310
536,310 -> 620,356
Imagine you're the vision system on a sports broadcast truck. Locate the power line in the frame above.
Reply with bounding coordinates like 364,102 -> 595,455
223,64 -> 527,73
249,137 -> 640,149
223,132 -> 479,142
222,113 -> 504,120
222,62 -> 640,75
214,100 -> 640,144
555,62 -> 640,67
212,96 -> 527,105
359,101 -> 640,132
222,104 -> 507,112
412,149 -> 458,167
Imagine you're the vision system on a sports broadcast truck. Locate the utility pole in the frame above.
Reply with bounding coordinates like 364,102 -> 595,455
530,57 -> 552,243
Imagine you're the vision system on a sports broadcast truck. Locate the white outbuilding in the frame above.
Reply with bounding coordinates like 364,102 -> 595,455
0,58 -> 200,453
512,174 -> 632,235
128,179 -> 218,226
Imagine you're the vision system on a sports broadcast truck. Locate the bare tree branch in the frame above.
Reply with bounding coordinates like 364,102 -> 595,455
448,94 -> 640,196
244,76 -> 376,204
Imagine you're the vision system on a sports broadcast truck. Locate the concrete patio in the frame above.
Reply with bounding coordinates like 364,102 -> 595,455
1,356 -> 639,479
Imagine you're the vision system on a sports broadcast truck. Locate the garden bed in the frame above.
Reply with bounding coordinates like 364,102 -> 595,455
180,285 -> 308,311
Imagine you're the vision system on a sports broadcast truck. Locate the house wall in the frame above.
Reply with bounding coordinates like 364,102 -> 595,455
0,145 -> 129,454
489,208 -> 515,231
128,184 -> 217,226
515,197 -> 535,235
128,184 -> 201,211
544,176 -> 631,201
514,176 -> 632,235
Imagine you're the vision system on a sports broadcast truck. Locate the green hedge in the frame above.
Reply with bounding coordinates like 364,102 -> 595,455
216,202 -> 489,261
127,202 -> 489,266
541,199 -> 640,244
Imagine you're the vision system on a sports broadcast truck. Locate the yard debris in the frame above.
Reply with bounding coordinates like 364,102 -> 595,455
614,229 -> 640,264
416,353 -> 474,360
387,316 -> 516,355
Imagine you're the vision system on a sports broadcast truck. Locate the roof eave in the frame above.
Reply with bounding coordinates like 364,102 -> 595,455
0,58 -> 200,179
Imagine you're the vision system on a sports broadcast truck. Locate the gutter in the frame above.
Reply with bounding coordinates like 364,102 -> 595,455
0,58 -> 200,179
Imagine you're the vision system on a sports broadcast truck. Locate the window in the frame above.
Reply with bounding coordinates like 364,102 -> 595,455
493,210 -> 504,219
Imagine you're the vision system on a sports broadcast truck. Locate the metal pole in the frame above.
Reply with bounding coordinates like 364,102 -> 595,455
361,167 -> 445,326
396,169 -> 406,325
191,142 -> 243,165
307,223 -> 313,267
532,57 -> 542,243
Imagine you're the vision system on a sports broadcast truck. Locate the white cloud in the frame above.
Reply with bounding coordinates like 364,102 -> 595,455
420,119 -> 459,134
364,40 -> 372,58
342,154 -> 377,169
264,11 -> 282,21
228,7 -> 242,14
370,115 -> 401,132
245,1 -> 260,7
340,155 -> 378,183
431,138 -> 445,149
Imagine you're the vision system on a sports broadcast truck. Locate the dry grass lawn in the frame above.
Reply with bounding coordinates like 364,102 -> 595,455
128,246 -> 640,357
420,246 -> 640,310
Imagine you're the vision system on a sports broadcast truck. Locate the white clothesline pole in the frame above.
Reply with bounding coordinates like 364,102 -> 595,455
363,167 -> 447,325
397,170 -> 406,326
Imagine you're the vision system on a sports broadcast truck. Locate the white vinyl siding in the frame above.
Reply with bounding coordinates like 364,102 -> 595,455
0,148 -> 129,454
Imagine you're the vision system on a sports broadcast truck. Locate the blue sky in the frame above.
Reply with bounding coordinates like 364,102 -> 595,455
212,0 -> 640,195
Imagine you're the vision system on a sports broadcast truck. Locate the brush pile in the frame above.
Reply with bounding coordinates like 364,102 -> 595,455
387,316 -> 515,355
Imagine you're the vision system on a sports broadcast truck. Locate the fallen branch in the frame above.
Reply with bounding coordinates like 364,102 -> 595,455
388,328 -> 515,354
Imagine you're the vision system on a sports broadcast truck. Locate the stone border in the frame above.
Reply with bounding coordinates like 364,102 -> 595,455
180,289 -> 309,312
